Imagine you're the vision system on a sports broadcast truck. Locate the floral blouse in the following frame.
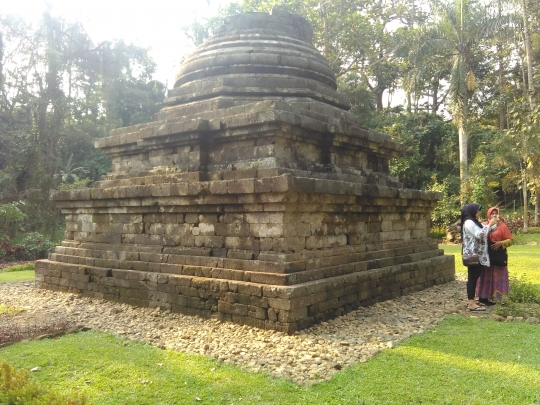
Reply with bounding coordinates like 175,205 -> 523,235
462,220 -> 497,266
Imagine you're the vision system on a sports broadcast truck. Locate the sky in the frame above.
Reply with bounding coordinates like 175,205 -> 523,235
3,0 -> 237,86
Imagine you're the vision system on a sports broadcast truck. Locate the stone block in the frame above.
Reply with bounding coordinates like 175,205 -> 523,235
218,301 -> 249,316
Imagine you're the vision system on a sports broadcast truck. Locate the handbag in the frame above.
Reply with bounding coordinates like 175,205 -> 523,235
462,253 -> 480,266
488,240 -> 508,266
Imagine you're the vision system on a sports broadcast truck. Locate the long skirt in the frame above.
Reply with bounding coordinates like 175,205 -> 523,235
476,266 -> 509,300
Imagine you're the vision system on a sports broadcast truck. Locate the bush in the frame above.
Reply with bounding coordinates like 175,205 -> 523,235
0,359 -> 88,404
0,240 -> 25,262
0,316 -> 76,346
57,178 -> 93,190
0,202 -> 26,238
502,215 -> 524,234
15,233 -> 54,261
430,228 -> 446,241
428,175 -> 461,229
0,263 -> 35,272
0,233 -> 54,262
507,276 -> 540,304
493,276 -> 540,318
500,212 -> 536,235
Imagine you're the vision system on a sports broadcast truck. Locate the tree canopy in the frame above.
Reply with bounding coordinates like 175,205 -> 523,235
1,0 -> 540,242
0,12 -> 165,239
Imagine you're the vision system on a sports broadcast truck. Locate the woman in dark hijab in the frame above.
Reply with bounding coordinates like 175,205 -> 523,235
461,203 -> 499,311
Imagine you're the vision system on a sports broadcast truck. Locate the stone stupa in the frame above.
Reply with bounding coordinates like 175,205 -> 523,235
36,10 -> 455,333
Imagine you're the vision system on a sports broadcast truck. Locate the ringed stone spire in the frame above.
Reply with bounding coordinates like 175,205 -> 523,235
36,9 -> 454,333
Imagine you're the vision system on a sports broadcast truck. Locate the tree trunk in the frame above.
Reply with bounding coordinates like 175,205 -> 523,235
322,2 -> 329,59
498,44 -> 505,130
458,124 -> 468,202
497,0 -> 505,130
431,78 -> 439,114
458,92 -> 469,203
375,87 -> 385,110
534,188 -> 540,226
521,0 -> 533,232
520,55 -> 528,98
522,0 -> 534,102
523,172 -> 529,233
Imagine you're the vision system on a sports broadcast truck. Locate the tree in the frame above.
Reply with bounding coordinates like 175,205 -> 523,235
378,111 -> 458,189
227,0 -> 422,111
412,0 -> 507,201
0,12 -> 165,238
502,70 -> 540,232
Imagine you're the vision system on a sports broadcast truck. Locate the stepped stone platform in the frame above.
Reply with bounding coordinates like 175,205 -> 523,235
36,9 -> 455,333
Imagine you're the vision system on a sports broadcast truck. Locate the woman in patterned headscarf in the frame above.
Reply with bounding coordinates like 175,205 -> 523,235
476,207 -> 513,304
461,203 -> 499,311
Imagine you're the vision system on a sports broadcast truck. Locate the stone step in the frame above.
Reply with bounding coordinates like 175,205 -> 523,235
35,253 -> 454,334
48,243 -> 444,286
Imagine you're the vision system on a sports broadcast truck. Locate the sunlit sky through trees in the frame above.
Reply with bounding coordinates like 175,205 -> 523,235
4,0 -> 238,86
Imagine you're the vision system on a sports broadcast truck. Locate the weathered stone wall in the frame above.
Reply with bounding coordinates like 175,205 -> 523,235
35,9 -> 454,333
38,240 -> 451,333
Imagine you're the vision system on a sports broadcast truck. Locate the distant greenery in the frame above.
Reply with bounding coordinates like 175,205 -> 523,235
0,263 -> 35,272
57,178 -> 93,190
430,228 -> 446,240
1,14 -> 165,240
513,227 -> 540,244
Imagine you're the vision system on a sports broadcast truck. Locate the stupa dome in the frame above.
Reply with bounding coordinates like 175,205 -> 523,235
168,9 -> 349,110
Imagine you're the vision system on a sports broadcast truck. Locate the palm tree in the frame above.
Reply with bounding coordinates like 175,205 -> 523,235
412,0 -> 507,200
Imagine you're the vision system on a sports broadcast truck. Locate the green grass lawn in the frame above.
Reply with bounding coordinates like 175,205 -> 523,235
0,263 -> 36,283
2,243 -> 540,404
1,318 -> 539,405
441,244 -> 540,284
0,269 -> 35,283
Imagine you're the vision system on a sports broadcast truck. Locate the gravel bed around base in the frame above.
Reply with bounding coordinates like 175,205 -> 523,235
0,276 -> 496,385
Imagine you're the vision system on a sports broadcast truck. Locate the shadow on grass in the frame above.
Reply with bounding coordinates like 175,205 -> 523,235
1,317 -> 540,405
310,317 -> 540,404
0,331 -> 305,405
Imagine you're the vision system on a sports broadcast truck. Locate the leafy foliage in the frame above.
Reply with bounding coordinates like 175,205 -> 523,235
0,202 -> 26,238
1,0 -> 540,236
0,263 -> 35,272
57,178 -> 93,190
507,275 -> 540,304
428,175 -> 461,228
13,233 -> 54,261
0,304 -> 24,315
0,240 -> 25,263
493,276 -> 540,318
54,154 -> 89,185
0,359 -> 88,404
376,112 -> 458,189
0,13 -> 164,240
0,233 -> 54,262
501,214 -> 527,234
